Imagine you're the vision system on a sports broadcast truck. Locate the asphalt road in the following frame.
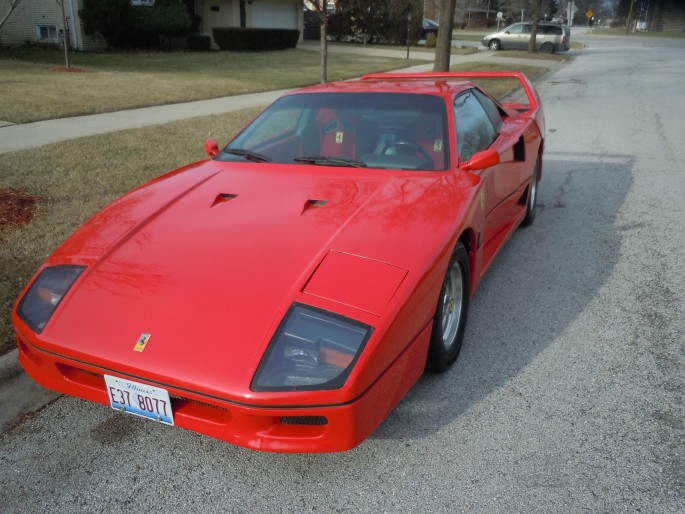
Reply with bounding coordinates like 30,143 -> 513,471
1,34 -> 683,513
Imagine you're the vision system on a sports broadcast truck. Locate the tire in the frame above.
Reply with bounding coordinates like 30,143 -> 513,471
427,243 -> 470,372
521,159 -> 539,227
540,42 -> 554,54
488,39 -> 501,51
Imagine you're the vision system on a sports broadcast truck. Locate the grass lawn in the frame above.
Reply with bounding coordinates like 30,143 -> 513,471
0,58 -> 553,356
0,48 -> 425,124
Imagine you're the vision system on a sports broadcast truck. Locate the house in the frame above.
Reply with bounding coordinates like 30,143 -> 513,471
0,0 -> 106,51
0,0 -> 303,51
196,0 -> 304,49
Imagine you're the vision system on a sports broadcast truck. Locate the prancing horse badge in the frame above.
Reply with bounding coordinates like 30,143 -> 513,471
134,333 -> 151,352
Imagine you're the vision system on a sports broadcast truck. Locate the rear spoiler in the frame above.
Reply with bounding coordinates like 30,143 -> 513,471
359,71 -> 541,113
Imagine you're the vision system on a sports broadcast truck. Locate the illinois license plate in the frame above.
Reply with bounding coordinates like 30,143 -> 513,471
104,375 -> 174,425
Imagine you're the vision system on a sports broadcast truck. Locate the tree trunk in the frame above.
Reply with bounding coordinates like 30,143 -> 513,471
320,10 -> 328,83
433,0 -> 457,72
527,0 -> 543,53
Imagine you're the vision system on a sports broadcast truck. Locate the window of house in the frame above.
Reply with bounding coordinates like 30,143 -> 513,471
36,25 -> 58,40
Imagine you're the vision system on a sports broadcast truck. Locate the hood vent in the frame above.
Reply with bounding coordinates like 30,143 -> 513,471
211,193 -> 238,208
302,199 -> 329,215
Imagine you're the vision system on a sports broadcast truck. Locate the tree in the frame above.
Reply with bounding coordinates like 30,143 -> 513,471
527,0 -> 542,52
79,0 -> 133,48
304,1 -> 330,83
80,0 -> 191,48
434,0 -> 457,72
0,0 -> 25,32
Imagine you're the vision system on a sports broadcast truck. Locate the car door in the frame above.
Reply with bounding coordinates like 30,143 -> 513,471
502,23 -> 528,50
454,89 -> 527,259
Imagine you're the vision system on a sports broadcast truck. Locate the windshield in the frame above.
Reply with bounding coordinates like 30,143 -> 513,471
217,92 -> 449,171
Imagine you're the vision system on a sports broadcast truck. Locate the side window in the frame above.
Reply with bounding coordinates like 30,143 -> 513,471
507,24 -> 523,34
454,90 -> 498,162
472,89 -> 503,133
521,24 -> 532,34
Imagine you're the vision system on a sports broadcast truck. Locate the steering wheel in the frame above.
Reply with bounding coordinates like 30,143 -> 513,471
381,141 -> 432,160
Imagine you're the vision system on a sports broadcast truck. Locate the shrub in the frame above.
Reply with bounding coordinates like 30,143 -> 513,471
79,0 -> 133,47
425,32 -> 437,48
79,0 -> 191,48
187,34 -> 211,51
212,28 -> 299,51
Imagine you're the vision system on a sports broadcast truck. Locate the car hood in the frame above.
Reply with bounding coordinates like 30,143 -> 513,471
36,160 -> 477,400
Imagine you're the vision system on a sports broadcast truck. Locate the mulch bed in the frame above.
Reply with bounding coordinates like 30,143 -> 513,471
0,189 -> 40,238
51,66 -> 86,73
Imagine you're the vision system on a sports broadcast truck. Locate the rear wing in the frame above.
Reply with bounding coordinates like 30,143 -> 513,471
360,71 -> 544,134
361,71 -> 538,109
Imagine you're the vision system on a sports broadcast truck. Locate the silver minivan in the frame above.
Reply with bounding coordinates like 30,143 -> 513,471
482,22 -> 570,53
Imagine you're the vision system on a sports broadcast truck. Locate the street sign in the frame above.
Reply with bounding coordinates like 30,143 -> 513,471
586,10 -> 593,18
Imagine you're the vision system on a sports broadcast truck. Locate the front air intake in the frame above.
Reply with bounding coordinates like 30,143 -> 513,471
280,416 -> 328,426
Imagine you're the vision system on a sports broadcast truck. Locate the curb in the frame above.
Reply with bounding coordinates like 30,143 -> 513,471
0,348 -> 22,385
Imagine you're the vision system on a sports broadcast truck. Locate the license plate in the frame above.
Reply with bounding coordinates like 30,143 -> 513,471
104,375 -> 174,425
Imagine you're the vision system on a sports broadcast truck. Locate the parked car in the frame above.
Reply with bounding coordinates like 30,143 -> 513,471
421,18 -> 439,39
13,72 -> 545,453
483,22 -> 570,53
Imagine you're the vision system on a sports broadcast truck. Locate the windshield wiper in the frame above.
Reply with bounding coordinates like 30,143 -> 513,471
223,148 -> 272,162
294,156 -> 367,168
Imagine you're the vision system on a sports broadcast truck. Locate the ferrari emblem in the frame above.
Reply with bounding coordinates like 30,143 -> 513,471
336,132 -> 344,144
134,333 -> 151,352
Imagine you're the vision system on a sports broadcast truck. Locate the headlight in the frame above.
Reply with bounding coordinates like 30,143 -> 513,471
251,304 -> 373,391
17,265 -> 85,334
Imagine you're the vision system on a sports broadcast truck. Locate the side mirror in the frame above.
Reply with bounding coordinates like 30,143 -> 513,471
462,148 -> 500,171
205,138 -> 219,157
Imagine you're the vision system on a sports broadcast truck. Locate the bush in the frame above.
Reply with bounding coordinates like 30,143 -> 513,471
136,2 -> 192,41
79,0 -> 133,47
187,34 -> 211,51
79,0 -> 191,48
341,0 -> 423,45
425,32 -> 437,48
212,28 -> 300,51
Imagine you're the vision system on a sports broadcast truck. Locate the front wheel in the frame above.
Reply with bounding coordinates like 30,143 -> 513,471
427,243 -> 470,372
488,39 -> 501,51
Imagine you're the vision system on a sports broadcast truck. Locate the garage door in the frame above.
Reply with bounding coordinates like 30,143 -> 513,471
252,1 -> 297,29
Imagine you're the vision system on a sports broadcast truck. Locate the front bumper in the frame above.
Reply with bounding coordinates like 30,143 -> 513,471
15,323 -> 430,453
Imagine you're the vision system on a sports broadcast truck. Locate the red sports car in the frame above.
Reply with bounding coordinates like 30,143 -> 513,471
13,72 -> 544,452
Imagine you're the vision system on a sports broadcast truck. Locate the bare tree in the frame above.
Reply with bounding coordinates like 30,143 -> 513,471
0,0 -> 24,32
433,0 -> 457,72
305,0 -> 330,83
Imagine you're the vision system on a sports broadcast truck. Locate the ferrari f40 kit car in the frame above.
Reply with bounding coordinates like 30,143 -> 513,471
13,72 -> 544,452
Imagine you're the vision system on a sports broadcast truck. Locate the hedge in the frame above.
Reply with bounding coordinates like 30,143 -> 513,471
212,28 -> 300,51
187,34 -> 211,51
